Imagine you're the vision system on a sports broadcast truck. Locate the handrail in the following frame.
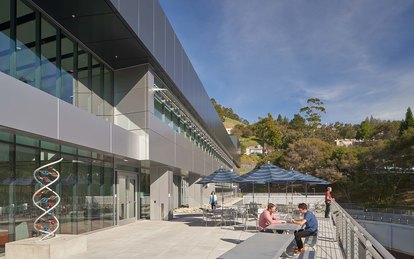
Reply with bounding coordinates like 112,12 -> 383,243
332,201 -> 395,259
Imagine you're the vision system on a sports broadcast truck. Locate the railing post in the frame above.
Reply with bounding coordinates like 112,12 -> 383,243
346,219 -> 352,259
365,240 -> 373,258
353,226 -> 359,259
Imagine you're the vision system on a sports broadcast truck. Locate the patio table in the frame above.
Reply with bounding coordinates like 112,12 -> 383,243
218,232 -> 294,259
265,223 -> 301,234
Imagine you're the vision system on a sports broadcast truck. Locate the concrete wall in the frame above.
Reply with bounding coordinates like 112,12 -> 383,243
150,167 -> 173,220
357,220 -> 414,256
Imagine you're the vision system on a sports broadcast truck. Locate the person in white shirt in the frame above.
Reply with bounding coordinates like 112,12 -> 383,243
209,191 -> 217,210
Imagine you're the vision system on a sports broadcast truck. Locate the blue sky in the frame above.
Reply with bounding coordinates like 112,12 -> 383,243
159,0 -> 414,124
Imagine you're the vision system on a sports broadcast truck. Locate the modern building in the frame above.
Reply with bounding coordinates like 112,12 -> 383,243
0,0 -> 239,251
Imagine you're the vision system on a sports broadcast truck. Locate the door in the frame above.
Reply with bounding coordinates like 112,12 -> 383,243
117,171 -> 137,225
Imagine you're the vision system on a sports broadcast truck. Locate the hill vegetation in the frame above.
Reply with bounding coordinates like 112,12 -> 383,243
212,99 -> 414,207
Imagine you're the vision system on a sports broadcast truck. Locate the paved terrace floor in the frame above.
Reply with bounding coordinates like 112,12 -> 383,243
64,212 -> 344,259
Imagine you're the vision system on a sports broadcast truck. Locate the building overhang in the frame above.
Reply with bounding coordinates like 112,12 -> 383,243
29,0 -> 149,69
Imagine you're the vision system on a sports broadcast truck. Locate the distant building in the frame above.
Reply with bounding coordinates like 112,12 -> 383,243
245,145 -> 264,155
335,139 -> 364,147
226,128 -> 233,134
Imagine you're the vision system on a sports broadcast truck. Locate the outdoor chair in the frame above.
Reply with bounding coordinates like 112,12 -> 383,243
221,208 -> 237,227
202,209 -> 219,226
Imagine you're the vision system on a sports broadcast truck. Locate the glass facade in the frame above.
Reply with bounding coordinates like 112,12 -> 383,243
153,76 -> 232,167
0,128 -> 115,253
0,0 -> 114,123
139,169 -> 150,219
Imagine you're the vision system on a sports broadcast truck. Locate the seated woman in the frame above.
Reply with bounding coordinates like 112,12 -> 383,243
258,203 -> 285,233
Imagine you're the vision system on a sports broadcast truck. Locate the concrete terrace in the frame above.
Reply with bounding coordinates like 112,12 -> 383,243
65,212 -> 344,259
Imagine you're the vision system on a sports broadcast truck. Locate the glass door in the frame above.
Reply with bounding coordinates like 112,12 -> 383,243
117,171 -> 137,225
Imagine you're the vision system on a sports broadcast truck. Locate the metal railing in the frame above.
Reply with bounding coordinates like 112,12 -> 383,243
332,201 -> 395,259
340,203 -> 414,226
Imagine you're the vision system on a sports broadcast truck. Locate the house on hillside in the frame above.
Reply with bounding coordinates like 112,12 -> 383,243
226,128 -> 233,134
335,139 -> 364,147
245,145 -> 264,155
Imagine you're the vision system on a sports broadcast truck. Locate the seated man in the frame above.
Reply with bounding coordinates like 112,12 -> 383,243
291,203 -> 318,254
258,203 -> 285,233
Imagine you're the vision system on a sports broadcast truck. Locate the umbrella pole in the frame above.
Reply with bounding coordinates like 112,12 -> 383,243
285,183 -> 288,205
253,183 -> 255,204
268,183 -> 270,204
305,184 -> 308,204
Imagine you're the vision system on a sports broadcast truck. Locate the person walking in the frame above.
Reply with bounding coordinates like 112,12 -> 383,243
209,191 -> 217,210
325,186 -> 334,218
291,203 -> 318,254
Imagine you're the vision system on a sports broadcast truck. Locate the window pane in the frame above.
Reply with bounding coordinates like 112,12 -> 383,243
16,0 -> 37,86
61,35 -> 75,104
0,142 -> 13,253
76,157 -> 91,234
139,169 -> 150,219
40,18 -> 57,96
59,154 -> 77,234
0,0 -> 11,74
16,135 -> 38,147
15,145 -> 37,240
91,58 -> 103,117
75,49 -> 91,112
103,67 -> 113,123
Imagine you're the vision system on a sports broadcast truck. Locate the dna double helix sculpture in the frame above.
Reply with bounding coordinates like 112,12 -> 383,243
32,158 -> 63,240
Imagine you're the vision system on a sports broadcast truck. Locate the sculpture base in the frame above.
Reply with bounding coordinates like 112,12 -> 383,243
5,235 -> 87,259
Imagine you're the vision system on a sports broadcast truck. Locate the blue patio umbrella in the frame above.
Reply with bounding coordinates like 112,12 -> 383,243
291,170 -> 330,185
289,170 -> 331,203
241,162 -> 299,203
196,167 -> 245,207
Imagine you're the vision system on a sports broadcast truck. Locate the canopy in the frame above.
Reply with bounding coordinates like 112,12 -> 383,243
195,168 -> 245,184
290,170 -> 331,185
240,163 -> 299,184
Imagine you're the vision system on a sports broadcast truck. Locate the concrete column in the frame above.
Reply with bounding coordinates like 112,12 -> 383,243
150,167 -> 173,220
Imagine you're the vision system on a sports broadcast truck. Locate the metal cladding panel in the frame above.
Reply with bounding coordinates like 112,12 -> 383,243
0,73 -> 58,139
175,134 -> 192,172
148,130 -> 174,166
110,0 -> 119,9
153,1 -> 166,68
165,19 -> 175,78
59,100 -> 111,152
111,124 -> 143,159
138,0 -> 154,53
119,0 -> 139,34
174,38 -> 183,91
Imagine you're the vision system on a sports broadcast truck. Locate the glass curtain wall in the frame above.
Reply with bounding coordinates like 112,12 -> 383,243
0,128 -> 115,253
0,0 -> 114,123
153,75 -> 233,167
139,169 -> 150,219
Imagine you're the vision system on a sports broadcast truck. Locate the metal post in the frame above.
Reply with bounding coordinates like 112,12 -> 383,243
365,240 -> 373,258
353,226 -> 359,259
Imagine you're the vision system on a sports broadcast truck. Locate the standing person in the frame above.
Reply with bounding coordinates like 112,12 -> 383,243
209,191 -> 217,210
258,203 -> 285,232
291,203 -> 318,254
325,186 -> 334,218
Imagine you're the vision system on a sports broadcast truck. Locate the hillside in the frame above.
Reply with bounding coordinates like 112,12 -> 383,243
223,117 -> 246,129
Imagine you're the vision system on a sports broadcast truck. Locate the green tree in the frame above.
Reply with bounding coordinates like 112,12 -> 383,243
276,114 -> 283,123
252,113 -> 283,149
279,138 -> 340,181
299,98 -> 326,127
356,120 -> 373,140
399,107 -> 414,135
289,114 -> 306,130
